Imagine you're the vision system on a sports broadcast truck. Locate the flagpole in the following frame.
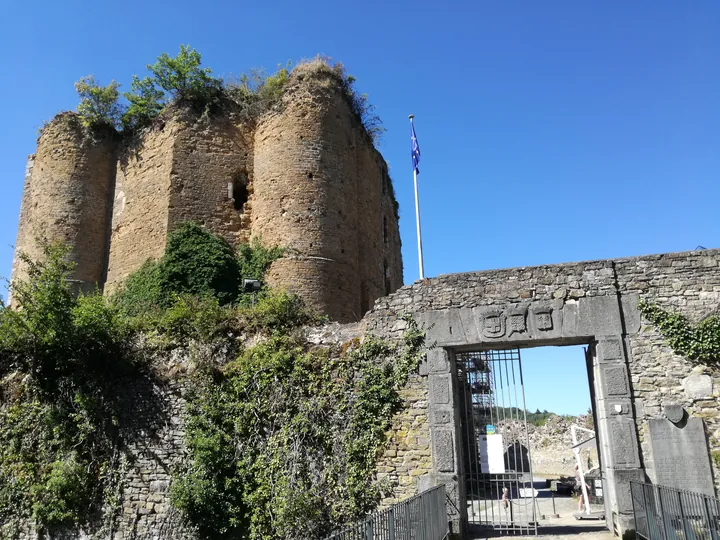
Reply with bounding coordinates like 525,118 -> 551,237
409,114 -> 425,280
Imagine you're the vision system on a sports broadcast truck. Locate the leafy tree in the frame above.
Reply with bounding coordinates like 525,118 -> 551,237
226,62 -> 291,114
148,45 -> 221,101
0,243 -> 124,383
0,243 -> 131,534
121,75 -> 166,131
74,76 -> 123,129
121,45 -> 222,131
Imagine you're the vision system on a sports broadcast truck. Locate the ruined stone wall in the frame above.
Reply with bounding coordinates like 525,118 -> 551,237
613,254 -> 720,486
11,113 -> 116,295
252,64 -> 402,322
365,249 -> 720,533
114,378 -> 192,540
378,372 -> 433,504
252,67 -> 361,322
106,121 -> 177,293
166,108 -> 253,246
14,63 -> 401,321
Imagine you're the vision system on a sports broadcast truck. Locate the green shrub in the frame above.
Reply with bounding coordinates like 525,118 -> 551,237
122,45 -> 222,130
153,295 -> 234,344
237,239 -> 284,283
31,454 -> 92,527
0,244 -> 138,534
111,259 -> 165,318
239,289 -> 319,335
161,223 -> 240,305
74,76 -> 123,129
171,317 -> 425,539
226,62 -> 291,115
113,224 -> 284,319
121,75 -> 166,131
0,243 -> 124,382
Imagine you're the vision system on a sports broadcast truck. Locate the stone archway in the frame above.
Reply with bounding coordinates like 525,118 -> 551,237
365,250 -> 720,538
416,294 -> 644,535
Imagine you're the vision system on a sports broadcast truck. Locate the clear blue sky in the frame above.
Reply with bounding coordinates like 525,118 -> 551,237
1,2 -> 717,414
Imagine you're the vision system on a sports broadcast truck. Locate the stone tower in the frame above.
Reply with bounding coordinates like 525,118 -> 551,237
253,62 -> 403,321
11,113 -> 117,298
11,60 -> 403,322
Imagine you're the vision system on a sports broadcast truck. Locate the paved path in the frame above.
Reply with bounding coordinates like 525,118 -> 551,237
467,476 -> 614,539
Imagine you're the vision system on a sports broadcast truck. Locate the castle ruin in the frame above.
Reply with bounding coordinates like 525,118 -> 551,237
11,61 -> 403,322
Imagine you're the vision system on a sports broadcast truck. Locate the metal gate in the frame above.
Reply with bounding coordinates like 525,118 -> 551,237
456,349 -> 538,534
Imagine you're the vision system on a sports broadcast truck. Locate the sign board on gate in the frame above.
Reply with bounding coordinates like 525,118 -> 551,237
479,434 -> 506,474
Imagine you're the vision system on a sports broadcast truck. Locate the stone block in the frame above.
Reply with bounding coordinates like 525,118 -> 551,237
561,300 -> 579,336
418,309 -> 467,346
430,407 -> 454,426
599,364 -> 631,398
432,429 -> 456,473
597,336 -> 624,363
577,295 -> 623,337
603,398 -> 633,418
429,375 -> 451,405
427,348 -> 450,374
682,374 -> 713,400
605,417 -> 641,468
648,417 -> 715,496
417,473 -> 438,493
528,303 -> 563,339
458,307 -> 481,344
662,403 -> 684,423
621,293 -> 641,334
606,468 -> 646,514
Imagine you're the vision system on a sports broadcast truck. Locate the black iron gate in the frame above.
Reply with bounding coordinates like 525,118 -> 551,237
456,349 -> 538,535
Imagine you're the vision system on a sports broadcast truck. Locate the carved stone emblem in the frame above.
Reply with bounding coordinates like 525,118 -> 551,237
508,308 -> 527,336
532,307 -> 553,331
607,401 -> 630,416
663,403 -> 685,424
481,311 -> 505,338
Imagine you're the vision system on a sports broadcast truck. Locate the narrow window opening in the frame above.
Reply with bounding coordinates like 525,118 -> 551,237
360,281 -> 369,316
384,259 -> 391,296
230,175 -> 249,212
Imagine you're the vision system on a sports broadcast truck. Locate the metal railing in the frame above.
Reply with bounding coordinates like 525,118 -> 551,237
631,482 -> 720,540
321,485 -> 448,540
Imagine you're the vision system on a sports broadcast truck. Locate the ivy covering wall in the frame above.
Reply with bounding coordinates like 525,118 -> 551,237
0,224 -> 423,539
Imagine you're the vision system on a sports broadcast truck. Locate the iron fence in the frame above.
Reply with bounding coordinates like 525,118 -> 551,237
631,482 -> 720,540
321,485 -> 448,540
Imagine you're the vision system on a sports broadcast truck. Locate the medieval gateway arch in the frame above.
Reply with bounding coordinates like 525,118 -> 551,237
365,248 -> 720,537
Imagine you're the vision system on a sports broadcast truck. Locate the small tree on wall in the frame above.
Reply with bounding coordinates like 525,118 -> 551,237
74,76 -> 123,129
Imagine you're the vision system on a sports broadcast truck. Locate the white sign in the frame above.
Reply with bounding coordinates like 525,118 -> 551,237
479,434 -> 506,474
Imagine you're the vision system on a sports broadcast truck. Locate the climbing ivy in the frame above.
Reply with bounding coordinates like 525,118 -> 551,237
170,316 -> 424,540
638,300 -> 720,363
112,223 -> 283,318
0,244 -> 137,538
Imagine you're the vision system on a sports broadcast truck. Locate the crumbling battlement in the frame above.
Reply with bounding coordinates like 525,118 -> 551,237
11,63 -> 402,322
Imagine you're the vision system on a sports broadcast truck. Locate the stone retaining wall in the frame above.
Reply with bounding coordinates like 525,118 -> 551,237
366,248 -> 720,535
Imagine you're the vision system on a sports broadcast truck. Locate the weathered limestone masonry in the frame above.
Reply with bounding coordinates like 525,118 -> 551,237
12,63 -> 402,322
253,63 -> 402,321
366,249 -> 720,536
106,109 -> 253,293
11,113 -> 117,301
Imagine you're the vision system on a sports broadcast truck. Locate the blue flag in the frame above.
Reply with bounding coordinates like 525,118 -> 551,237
411,122 -> 421,174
